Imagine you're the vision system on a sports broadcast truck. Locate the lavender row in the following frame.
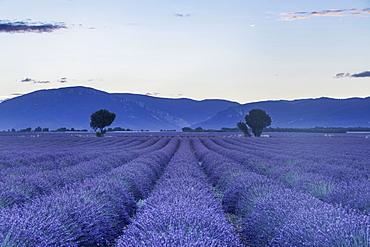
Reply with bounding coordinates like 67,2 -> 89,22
203,137 -> 370,213
226,137 -> 370,172
224,137 -> 370,213
0,136 -> 154,173
192,137 -> 370,246
0,135 -> 140,152
217,137 -> 370,186
0,137 -> 179,246
0,137 -> 169,209
0,150 -> 94,170
0,151 -> 101,179
116,138 -> 242,247
0,136 -> 163,178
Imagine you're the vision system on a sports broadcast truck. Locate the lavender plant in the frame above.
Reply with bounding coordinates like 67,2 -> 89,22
0,137 -> 179,246
192,137 -> 370,247
116,138 -> 242,247
0,138 -> 169,210
201,136 -> 370,213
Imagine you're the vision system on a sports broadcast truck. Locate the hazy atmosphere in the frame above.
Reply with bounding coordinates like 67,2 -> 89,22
1,0 -> 369,103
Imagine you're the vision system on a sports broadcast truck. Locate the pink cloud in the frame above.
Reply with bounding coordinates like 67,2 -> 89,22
280,8 -> 370,21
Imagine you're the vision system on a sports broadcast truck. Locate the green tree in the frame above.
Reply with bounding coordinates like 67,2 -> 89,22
90,109 -> 116,137
56,127 -> 68,132
237,121 -> 251,137
182,127 -> 193,132
244,109 -> 272,137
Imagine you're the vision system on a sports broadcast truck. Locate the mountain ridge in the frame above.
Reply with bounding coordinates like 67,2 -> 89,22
195,97 -> 370,129
0,86 -> 369,131
0,86 -> 240,131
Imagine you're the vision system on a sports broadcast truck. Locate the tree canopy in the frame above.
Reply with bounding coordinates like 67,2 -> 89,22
237,121 -> 251,137
244,109 -> 272,137
90,109 -> 116,137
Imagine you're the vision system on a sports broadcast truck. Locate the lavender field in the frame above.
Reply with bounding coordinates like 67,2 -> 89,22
0,134 -> 369,246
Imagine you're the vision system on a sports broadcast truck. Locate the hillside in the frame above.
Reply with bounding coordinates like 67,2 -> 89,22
194,97 -> 370,129
0,87 -> 239,131
0,86 -> 369,131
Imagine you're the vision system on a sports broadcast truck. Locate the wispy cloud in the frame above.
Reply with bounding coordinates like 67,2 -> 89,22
58,77 -> 67,83
335,70 -> 370,78
146,92 -> 160,96
0,20 -> 67,33
280,8 -> 370,21
34,80 -> 50,84
174,13 -> 192,18
21,77 -> 69,83
21,78 -> 34,82
21,78 -> 50,83
88,78 -> 104,82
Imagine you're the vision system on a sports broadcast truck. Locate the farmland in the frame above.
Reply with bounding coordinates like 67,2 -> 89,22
0,134 -> 369,246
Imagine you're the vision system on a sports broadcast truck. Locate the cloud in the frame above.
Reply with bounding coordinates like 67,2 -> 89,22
335,71 -> 370,78
351,71 -> 370,78
281,15 -> 310,21
21,78 -> 34,82
88,78 -> 104,82
58,77 -> 67,83
174,13 -> 192,17
34,80 -> 50,84
280,8 -> 370,21
0,20 -> 67,33
362,8 -> 370,14
335,73 -> 351,78
21,78 -> 50,83
146,92 -> 160,96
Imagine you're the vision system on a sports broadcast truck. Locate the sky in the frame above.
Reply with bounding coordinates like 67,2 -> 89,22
0,0 -> 369,104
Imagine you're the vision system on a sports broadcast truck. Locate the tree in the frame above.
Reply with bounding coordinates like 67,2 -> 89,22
182,127 -> 193,132
237,121 -> 251,137
244,109 -> 272,137
56,127 -> 68,132
90,109 -> 116,137
19,127 -> 32,132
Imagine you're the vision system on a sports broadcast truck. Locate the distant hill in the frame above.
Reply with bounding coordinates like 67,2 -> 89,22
0,86 -> 369,131
194,97 -> 370,129
0,86 -> 239,131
